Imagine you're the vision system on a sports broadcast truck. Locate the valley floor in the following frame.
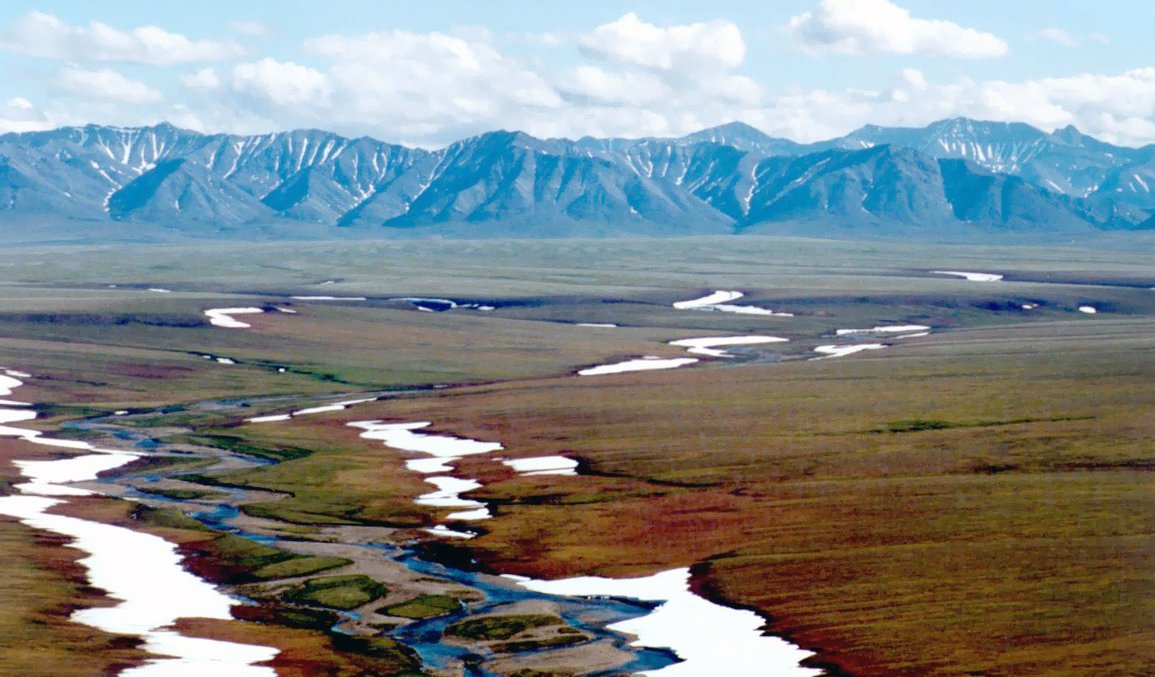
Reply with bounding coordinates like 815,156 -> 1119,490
0,236 -> 1152,676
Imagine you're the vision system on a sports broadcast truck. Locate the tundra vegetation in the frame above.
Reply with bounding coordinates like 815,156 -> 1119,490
0,236 -> 1152,676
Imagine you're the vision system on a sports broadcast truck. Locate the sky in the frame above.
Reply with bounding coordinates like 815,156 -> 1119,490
0,0 -> 1152,147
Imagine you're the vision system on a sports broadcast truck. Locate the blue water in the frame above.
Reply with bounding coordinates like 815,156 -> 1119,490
82,410 -> 680,676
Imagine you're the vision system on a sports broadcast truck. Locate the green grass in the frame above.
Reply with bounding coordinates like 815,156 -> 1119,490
446,615 -> 564,641
173,434 -> 313,462
250,556 -> 350,581
189,533 -> 351,583
382,594 -> 462,619
493,634 -> 587,654
131,504 -> 215,532
135,486 -> 225,500
282,574 -> 388,610
2,237 -> 1153,677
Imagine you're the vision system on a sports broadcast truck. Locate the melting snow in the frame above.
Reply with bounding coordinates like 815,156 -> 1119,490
673,291 -> 744,309
0,373 -> 279,674
503,456 -> 579,476
811,344 -> 888,360
578,357 -> 699,376
350,420 -> 503,527
835,325 -> 930,336
510,568 -> 821,677
931,271 -> 1003,282
669,336 -> 789,359
204,307 -> 264,329
673,290 -> 792,316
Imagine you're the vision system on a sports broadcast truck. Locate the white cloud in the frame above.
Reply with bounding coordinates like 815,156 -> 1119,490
1035,28 -> 1079,48
579,13 -> 745,72
182,67 -> 221,90
0,11 -> 243,64
232,58 -> 330,106
567,66 -> 670,106
54,66 -> 164,104
228,21 -> 269,37
788,0 -> 1008,59
6,12 -> 1155,151
293,30 -> 561,139
0,97 -> 51,133
1033,28 -> 1111,48
738,67 -> 1155,147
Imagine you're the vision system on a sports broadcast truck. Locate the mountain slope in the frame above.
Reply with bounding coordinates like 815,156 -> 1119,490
0,119 -> 1152,242
810,118 -> 1155,217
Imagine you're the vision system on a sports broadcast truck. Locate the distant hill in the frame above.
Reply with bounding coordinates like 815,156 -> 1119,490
1,118 -> 1152,243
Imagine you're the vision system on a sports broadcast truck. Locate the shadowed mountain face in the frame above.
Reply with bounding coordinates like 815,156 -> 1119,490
1,118 -> 1152,242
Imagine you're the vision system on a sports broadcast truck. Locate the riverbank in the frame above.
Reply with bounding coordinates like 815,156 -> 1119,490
0,439 -> 150,676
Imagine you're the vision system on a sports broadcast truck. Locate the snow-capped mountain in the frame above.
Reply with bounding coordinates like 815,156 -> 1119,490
0,118 -> 1152,242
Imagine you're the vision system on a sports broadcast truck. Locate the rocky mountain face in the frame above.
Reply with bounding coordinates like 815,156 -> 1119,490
1,118 -> 1152,242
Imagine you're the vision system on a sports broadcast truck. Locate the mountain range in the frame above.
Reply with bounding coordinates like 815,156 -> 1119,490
2,117 -> 1154,242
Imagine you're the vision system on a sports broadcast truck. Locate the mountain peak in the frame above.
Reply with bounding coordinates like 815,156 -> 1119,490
681,121 -> 799,154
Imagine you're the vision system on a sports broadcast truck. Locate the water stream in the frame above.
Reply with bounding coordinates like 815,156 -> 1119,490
0,370 -> 279,676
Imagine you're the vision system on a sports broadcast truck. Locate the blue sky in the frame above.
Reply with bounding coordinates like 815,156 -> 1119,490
0,1 -> 1152,146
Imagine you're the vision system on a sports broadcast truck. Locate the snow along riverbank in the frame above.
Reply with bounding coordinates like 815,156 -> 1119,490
0,369 -> 278,675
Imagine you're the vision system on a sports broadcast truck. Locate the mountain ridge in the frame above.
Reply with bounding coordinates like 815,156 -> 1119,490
1,118 -> 1153,243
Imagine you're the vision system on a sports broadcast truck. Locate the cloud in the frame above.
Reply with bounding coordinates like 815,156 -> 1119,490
1033,28 -> 1111,48
0,11 -> 244,64
182,67 -> 221,90
232,58 -> 330,106
566,66 -> 671,106
228,21 -> 269,37
788,0 -> 1008,59
739,67 -> 1155,147
297,30 -> 561,137
579,12 -> 745,72
54,66 -> 164,104
6,12 -> 1155,150
0,97 -> 51,133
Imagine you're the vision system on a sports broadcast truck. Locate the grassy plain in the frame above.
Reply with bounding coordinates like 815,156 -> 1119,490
0,236 -> 1152,675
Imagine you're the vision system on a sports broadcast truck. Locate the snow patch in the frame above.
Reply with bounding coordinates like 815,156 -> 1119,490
578,357 -> 699,376
204,307 -> 264,329
931,271 -> 1003,282
0,374 -> 278,674
503,456 -> 579,476
669,336 -> 789,359
510,568 -> 820,677
811,344 -> 887,360
835,325 -> 930,336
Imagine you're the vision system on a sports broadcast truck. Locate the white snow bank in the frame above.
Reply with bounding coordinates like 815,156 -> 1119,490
510,568 -> 821,677
578,357 -> 699,376
351,421 -> 503,458
835,325 -> 929,336
423,525 -> 476,539
0,375 -> 278,674
931,271 -> 1003,282
673,291 -> 743,309
204,307 -> 264,329
811,344 -> 888,360
247,414 -> 291,423
503,456 -> 579,476
669,336 -> 789,359
673,290 -> 792,316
